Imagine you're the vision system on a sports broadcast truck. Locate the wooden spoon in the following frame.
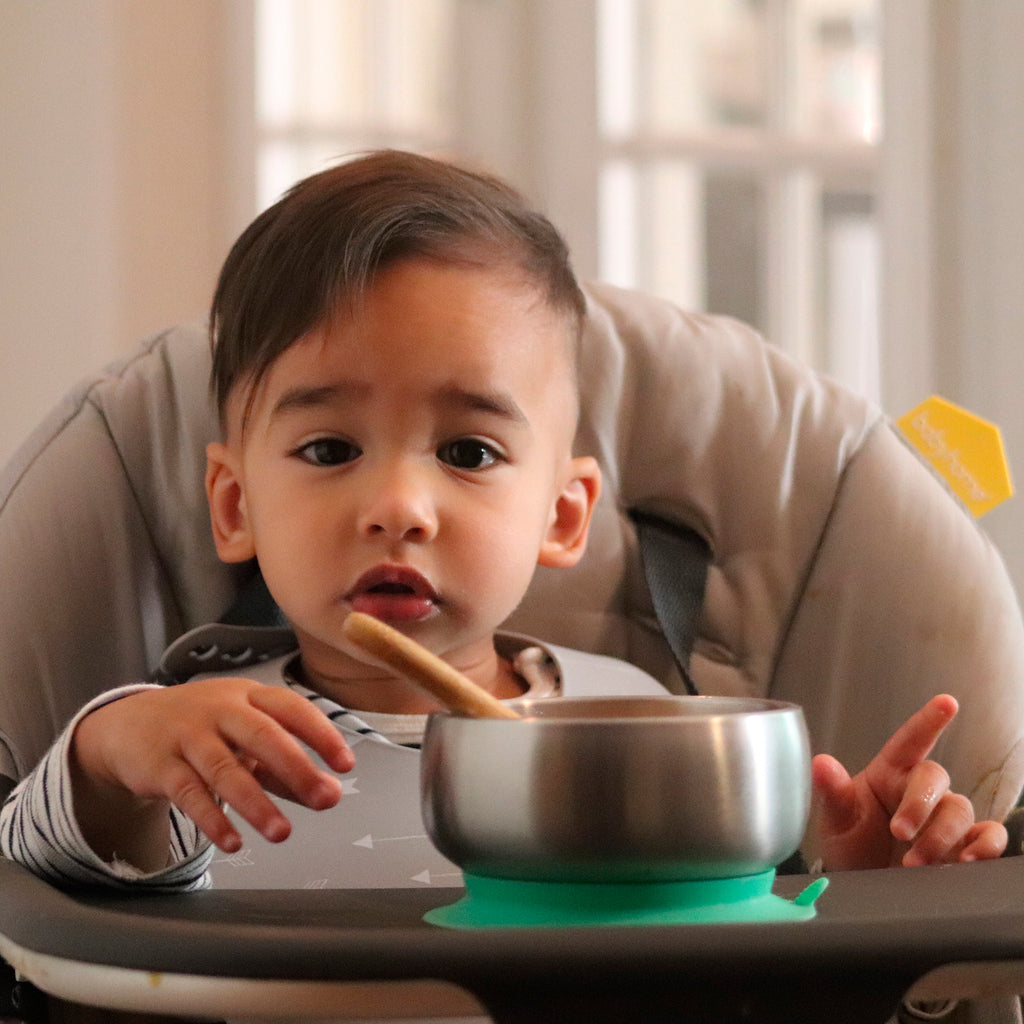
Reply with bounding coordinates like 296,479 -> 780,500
342,612 -> 520,720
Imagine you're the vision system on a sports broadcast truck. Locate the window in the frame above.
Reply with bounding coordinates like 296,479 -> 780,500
595,0 -> 880,397
255,0 -> 456,211
255,0 -> 881,398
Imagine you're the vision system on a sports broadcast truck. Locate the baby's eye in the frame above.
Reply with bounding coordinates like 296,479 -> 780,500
295,438 -> 361,466
438,438 -> 502,470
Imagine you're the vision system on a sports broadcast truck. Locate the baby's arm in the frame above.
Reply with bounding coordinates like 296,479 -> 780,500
811,695 -> 1008,870
1,685 -> 208,888
68,677 -> 355,872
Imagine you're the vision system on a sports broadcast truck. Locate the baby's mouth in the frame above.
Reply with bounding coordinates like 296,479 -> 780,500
347,566 -> 440,623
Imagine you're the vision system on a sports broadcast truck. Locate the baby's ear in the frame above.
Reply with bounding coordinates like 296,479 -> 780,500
205,442 -> 257,563
537,456 -> 601,569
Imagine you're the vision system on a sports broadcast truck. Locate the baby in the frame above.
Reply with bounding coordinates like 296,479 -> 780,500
0,151 -> 1006,888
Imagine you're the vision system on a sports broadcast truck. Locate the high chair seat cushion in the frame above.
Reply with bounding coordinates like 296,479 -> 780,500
2,283 -> 1023,822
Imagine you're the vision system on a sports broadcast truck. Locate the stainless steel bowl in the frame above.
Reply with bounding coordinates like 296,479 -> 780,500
420,695 -> 810,883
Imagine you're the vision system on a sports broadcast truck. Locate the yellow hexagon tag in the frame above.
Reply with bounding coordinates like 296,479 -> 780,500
896,396 -> 1013,517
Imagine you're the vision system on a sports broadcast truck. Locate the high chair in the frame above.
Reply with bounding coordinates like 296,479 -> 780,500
2,282 -> 1024,1023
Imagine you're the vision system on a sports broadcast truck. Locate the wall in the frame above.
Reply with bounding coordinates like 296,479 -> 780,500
935,3 -> 1024,596
0,1 -> 253,466
882,2 -> 1024,597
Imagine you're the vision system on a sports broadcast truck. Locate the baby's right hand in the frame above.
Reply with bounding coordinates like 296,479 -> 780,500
70,678 -> 355,863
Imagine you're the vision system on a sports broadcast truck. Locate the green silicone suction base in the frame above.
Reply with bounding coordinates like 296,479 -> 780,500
424,869 -> 828,929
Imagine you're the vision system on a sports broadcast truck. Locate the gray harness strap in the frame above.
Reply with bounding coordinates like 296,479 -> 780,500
629,509 -> 710,696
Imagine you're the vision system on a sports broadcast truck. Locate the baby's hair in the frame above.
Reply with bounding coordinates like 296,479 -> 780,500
210,149 -> 586,425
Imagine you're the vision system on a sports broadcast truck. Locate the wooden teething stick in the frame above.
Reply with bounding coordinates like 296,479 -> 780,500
342,612 -> 520,719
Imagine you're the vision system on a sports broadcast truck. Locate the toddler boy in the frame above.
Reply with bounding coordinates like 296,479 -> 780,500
0,151 -> 1006,889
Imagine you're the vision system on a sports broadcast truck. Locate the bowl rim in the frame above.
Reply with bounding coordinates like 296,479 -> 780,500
426,694 -> 805,726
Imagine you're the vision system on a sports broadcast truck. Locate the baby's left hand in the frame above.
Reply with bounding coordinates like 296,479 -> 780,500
811,694 -> 1008,870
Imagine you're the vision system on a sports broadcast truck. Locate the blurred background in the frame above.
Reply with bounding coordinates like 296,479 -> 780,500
2,0 -> 1024,592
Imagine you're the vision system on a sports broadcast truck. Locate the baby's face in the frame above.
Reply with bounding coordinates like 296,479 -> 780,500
209,258 -> 597,695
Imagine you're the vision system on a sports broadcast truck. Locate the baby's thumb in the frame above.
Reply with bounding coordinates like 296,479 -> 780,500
811,753 -> 859,837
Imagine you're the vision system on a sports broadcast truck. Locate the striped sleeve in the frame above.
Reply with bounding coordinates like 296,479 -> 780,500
0,684 -> 214,891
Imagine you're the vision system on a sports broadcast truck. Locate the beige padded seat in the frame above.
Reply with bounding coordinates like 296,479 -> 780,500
2,282 -> 1023,829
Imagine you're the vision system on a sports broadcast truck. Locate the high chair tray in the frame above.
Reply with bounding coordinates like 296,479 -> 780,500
3,854 -> 1024,1023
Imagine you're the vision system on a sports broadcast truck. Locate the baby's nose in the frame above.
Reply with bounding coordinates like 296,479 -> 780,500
357,466 -> 438,541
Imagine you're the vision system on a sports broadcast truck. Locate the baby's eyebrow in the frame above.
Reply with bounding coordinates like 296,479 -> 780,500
436,384 -> 528,426
269,381 -> 368,419
267,380 -> 528,426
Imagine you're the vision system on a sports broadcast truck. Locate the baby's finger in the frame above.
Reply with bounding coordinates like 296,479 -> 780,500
179,731 -> 293,844
811,754 -> 859,835
875,695 -> 958,773
248,761 -> 344,810
960,820 -> 1009,862
159,758 -> 246,852
890,760 -> 950,842
867,696 -> 957,811
218,703 -> 345,812
250,687 -> 356,776
901,792 -> 975,867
